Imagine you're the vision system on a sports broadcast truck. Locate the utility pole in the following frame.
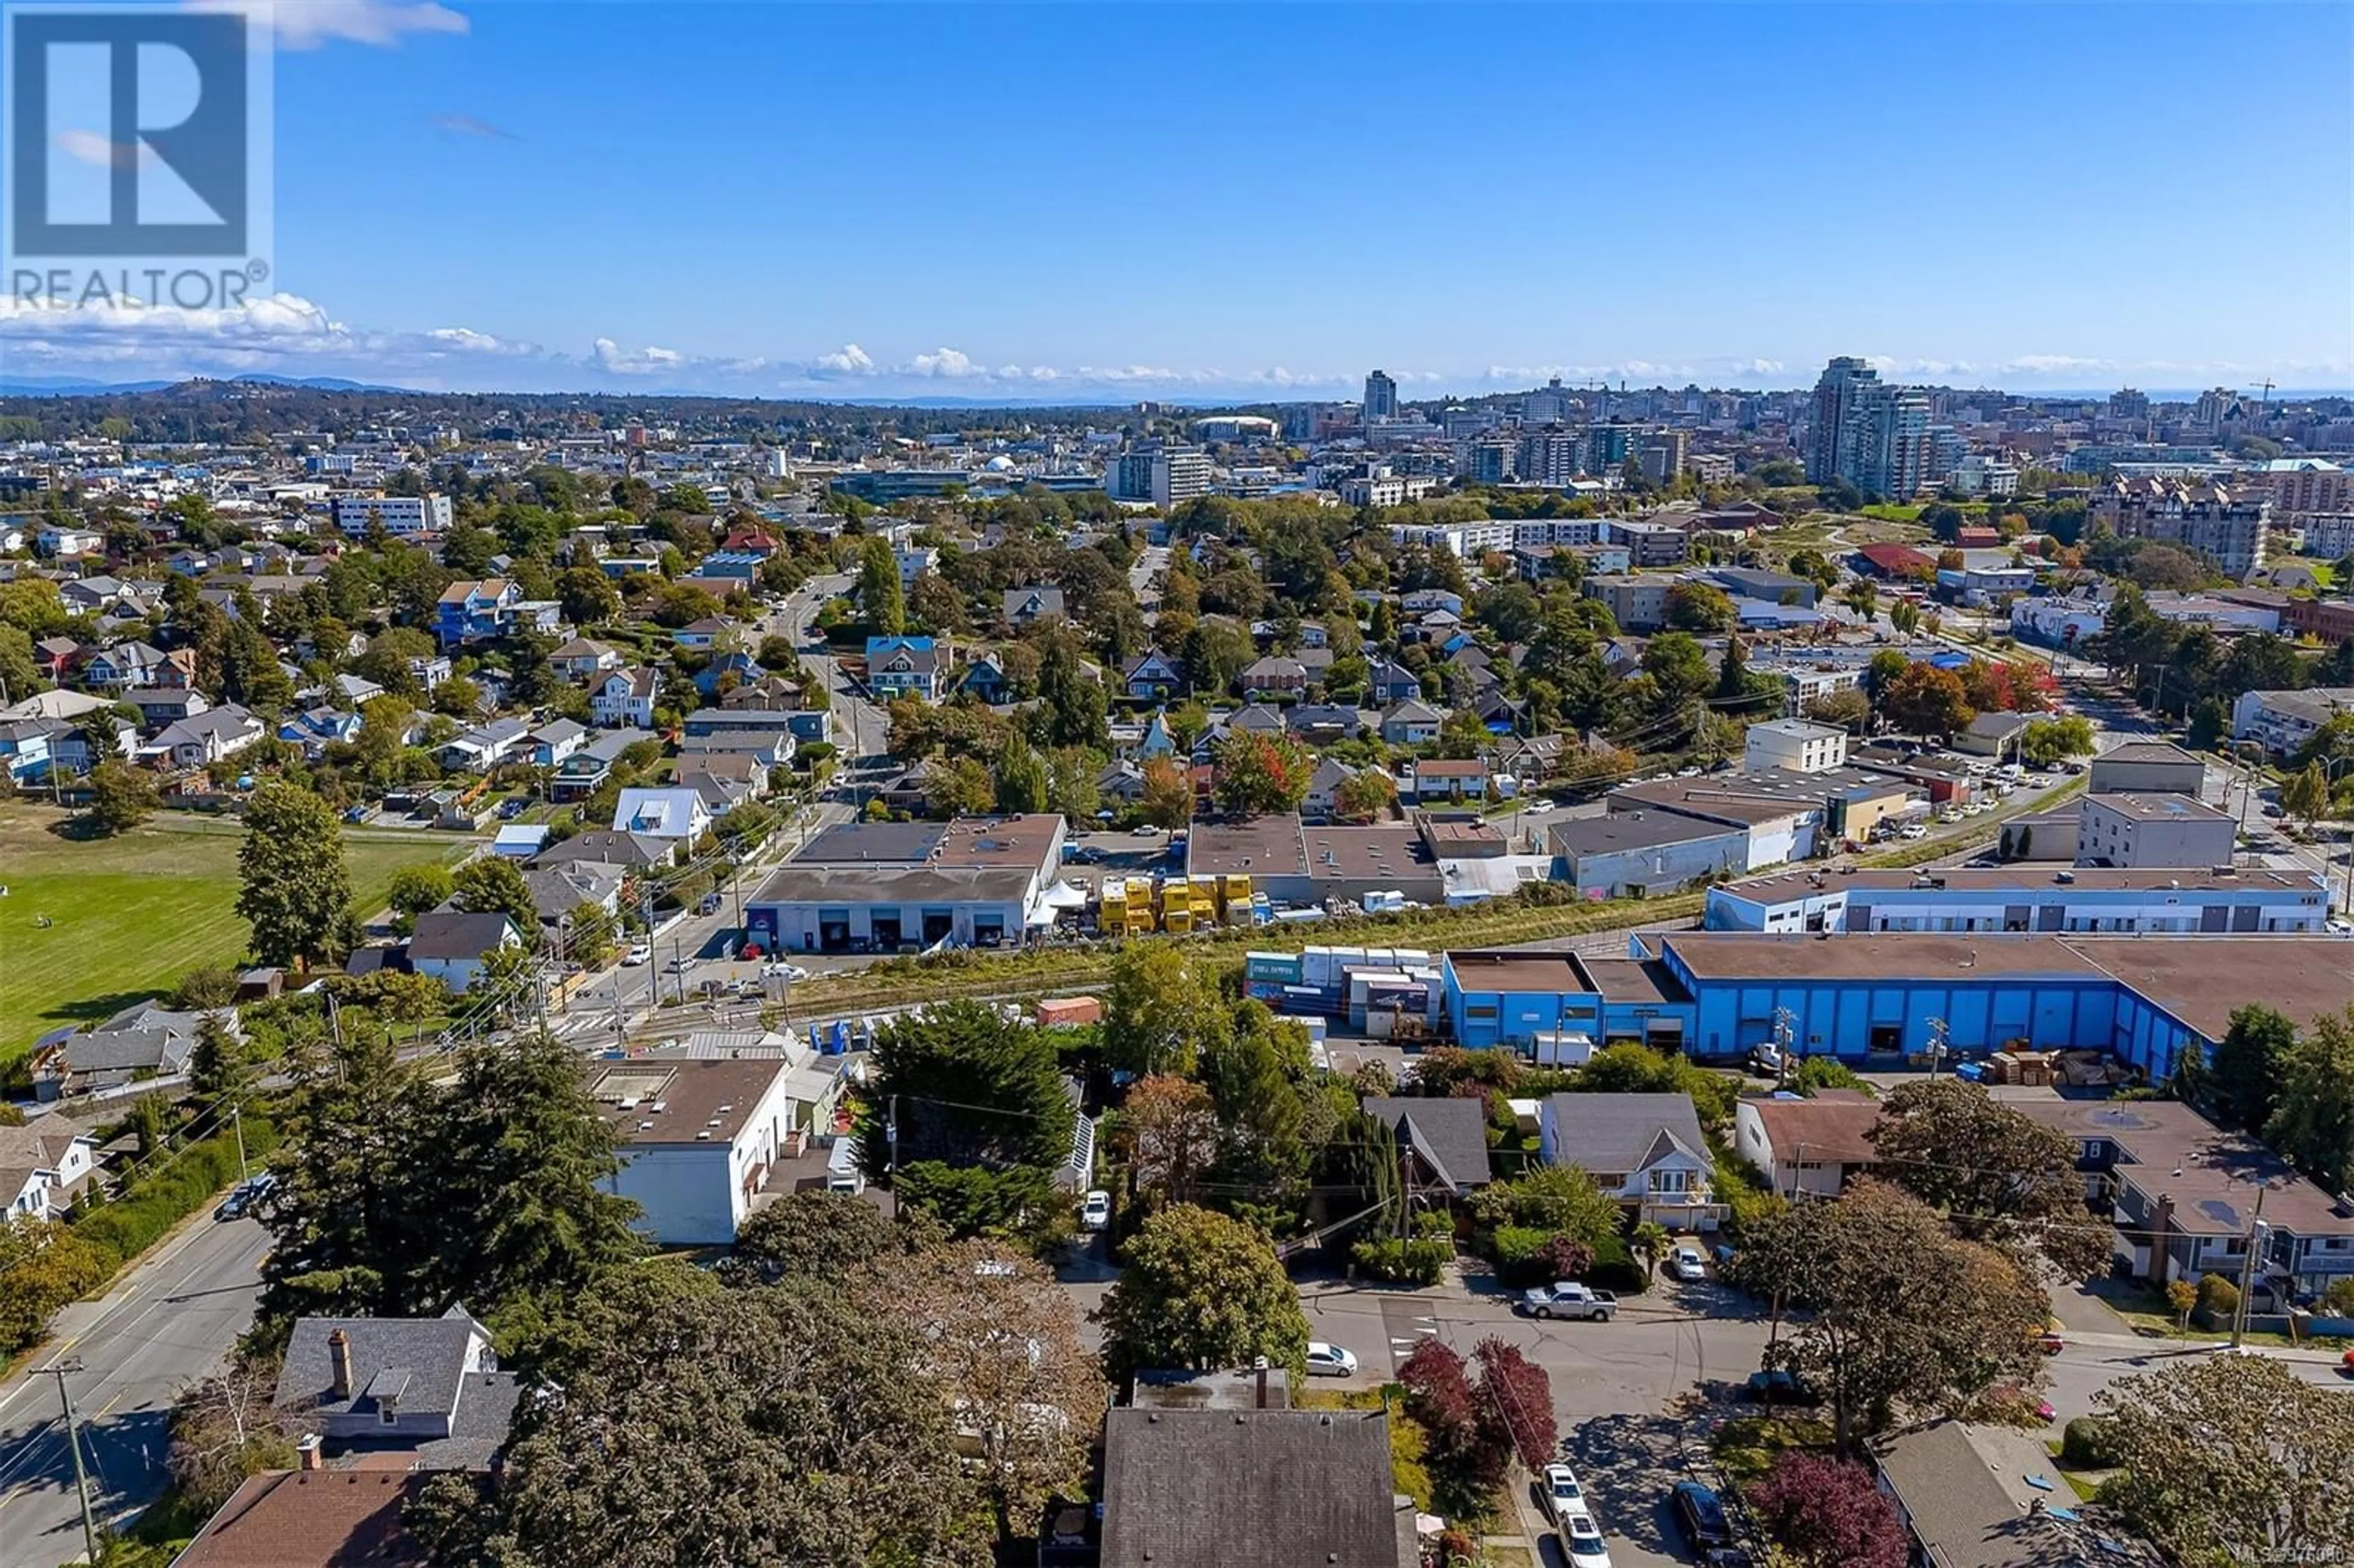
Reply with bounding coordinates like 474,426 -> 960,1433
2231,1181 -> 2269,1349
43,1358 -> 99,1566
1772,1007 -> 1796,1089
230,1106 -> 249,1187
1925,1016 -> 1951,1078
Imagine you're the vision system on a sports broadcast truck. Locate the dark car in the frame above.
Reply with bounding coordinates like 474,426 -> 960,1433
498,797 -> 528,820
1742,1368 -> 1818,1405
1672,1481 -> 1732,1551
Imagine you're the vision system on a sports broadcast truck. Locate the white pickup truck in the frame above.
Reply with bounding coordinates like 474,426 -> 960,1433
1518,1281 -> 1619,1321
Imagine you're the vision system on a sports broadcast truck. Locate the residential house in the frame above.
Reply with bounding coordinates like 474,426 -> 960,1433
591,1057 -> 838,1244
278,706 -> 364,758
1873,1420 -> 2159,1568
1284,704 -> 1363,747
864,636 -> 943,702
490,824 -> 550,861
31,637 -> 80,683
330,672 -> 384,706
691,649 -> 763,698
592,668 -> 660,728
58,576 -> 125,615
1122,650 -> 1186,701
525,717 -> 588,769
611,786 -> 714,842
537,820 -> 674,871
523,860 -> 625,929
405,911 -> 521,994
431,579 -> 521,646
1405,758 -> 1487,803
673,616 -> 739,652
142,705 -> 265,771
1303,756 -> 1365,818
405,653 -> 452,693
172,1472 -> 432,1568
0,1113 -> 99,1219
2014,1098 -> 2354,1300
274,1307 -> 518,1466
1360,1095 -> 1493,1199
79,641 -> 173,690
547,636 -> 622,682
36,1003 -> 232,1099
677,753 -> 767,815
36,524 -> 101,557
0,720 -> 64,783
1099,1405 -> 1417,1568
1379,699 -> 1444,746
1401,588 -> 1463,617
1002,585 -> 1066,626
956,653 -> 1010,704
1731,1090 -> 1882,1198
1365,658 -> 1425,705
438,716 -> 530,772
1537,1091 -> 1722,1230
1240,655 -> 1308,699
547,728 -> 655,802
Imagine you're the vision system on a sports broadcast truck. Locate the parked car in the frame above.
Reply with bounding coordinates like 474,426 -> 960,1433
763,960 -> 811,982
1542,1463 -> 1589,1524
1747,1043 -> 1784,1076
1742,1368 -> 1818,1405
697,892 -> 723,915
1518,1282 -> 1618,1321
497,796 -> 528,820
1132,823 -> 1162,837
1560,1511 -> 1612,1568
216,1173 -> 276,1222
1671,1481 -> 1732,1551
1668,1245 -> 1708,1283
1079,1190 -> 1111,1231
622,942 -> 652,966
1304,1342 -> 1358,1377
1899,823 -> 1929,840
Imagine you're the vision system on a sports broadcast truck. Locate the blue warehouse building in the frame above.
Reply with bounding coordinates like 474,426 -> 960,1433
1441,934 -> 2354,1083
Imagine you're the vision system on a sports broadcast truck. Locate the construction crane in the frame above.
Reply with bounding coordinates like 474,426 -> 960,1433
2247,378 -> 2276,405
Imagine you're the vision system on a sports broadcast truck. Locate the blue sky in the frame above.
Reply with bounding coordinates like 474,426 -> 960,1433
7,0 -> 2352,398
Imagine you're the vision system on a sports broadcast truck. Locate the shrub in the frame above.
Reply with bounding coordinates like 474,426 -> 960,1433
1586,1233 -> 1649,1294
1485,1225 -> 1564,1287
2195,1271 -> 2239,1319
73,1116 -> 278,1275
2321,1277 -> 2354,1317
1350,1236 -> 1450,1285
2060,1415 -> 2121,1468
1789,1056 -> 1870,1094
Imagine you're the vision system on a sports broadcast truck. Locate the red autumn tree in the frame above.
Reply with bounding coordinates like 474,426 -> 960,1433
1748,1452 -> 1908,1568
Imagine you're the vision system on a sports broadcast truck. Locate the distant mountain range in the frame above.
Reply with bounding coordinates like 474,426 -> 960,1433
0,373 -> 390,396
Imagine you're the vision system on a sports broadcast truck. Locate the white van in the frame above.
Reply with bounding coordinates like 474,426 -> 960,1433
825,1137 -> 866,1195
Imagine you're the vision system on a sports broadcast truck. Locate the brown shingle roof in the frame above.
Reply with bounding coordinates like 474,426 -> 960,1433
174,1471 -> 430,1567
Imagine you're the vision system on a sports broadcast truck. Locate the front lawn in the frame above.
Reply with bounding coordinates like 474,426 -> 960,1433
0,805 -> 470,1065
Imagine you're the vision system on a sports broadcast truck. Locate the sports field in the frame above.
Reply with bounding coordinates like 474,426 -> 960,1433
0,805 -> 470,1065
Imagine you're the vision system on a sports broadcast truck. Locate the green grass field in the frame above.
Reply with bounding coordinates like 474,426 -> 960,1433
0,805 -> 470,1064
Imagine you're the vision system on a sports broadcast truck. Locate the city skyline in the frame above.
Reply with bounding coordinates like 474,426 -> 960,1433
1,1 -> 2349,396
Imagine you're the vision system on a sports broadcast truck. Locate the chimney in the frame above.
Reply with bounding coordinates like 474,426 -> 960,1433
1255,1364 -> 1269,1409
297,1434 -> 324,1472
328,1328 -> 354,1400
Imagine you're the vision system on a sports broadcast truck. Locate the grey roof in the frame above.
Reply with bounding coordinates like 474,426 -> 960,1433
276,1309 -> 487,1425
1551,808 -> 1743,858
522,861 -> 623,923
61,1027 -> 191,1075
406,911 -> 517,961
1872,1420 -> 2157,1568
1004,585 -> 1066,618
1100,1407 -> 1415,1568
1542,1092 -> 1707,1175
1362,1096 -> 1492,1190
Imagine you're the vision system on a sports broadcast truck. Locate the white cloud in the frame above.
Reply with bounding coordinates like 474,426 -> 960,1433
590,338 -> 686,375
809,344 -> 875,376
186,0 -> 468,50
908,347 -> 979,379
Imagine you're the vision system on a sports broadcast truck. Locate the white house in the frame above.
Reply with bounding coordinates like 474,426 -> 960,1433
611,786 -> 712,842
1538,1091 -> 1723,1231
1731,1090 -> 1882,1199
0,1113 -> 100,1219
404,911 -> 520,994
590,1057 -> 837,1244
592,668 -> 660,729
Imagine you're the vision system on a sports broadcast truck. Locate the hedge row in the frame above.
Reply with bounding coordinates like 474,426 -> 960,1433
73,1114 -> 278,1274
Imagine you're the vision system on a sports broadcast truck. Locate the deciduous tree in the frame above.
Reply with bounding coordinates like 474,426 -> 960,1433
1877,662 -> 1974,738
1138,756 -> 1194,829
1096,1205 -> 1308,1379
1104,945 -> 1228,1078
1211,729 -> 1312,818
85,758 -> 158,835
2096,1352 -> 2354,1567
1867,1078 -> 2111,1279
1746,1453 -> 1907,1568
1118,1075 -> 1219,1208
451,856 -> 536,928
236,780 -> 352,970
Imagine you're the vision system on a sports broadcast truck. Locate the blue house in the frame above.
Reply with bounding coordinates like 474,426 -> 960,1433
433,579 -> 522,647
864,636 -> 942,701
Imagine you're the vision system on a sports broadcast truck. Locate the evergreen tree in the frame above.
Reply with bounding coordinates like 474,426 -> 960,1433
992,731 -> 1049,815
235,781 -> 352,970
1038,630 -> 1110,751
1715,634 -> 1748,699
859,536 -> 905,634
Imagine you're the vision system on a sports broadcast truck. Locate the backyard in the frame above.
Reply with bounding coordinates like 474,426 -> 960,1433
0,804 -> 472,1066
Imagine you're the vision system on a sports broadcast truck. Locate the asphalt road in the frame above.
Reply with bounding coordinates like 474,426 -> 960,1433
0,1214 -> 269,1568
